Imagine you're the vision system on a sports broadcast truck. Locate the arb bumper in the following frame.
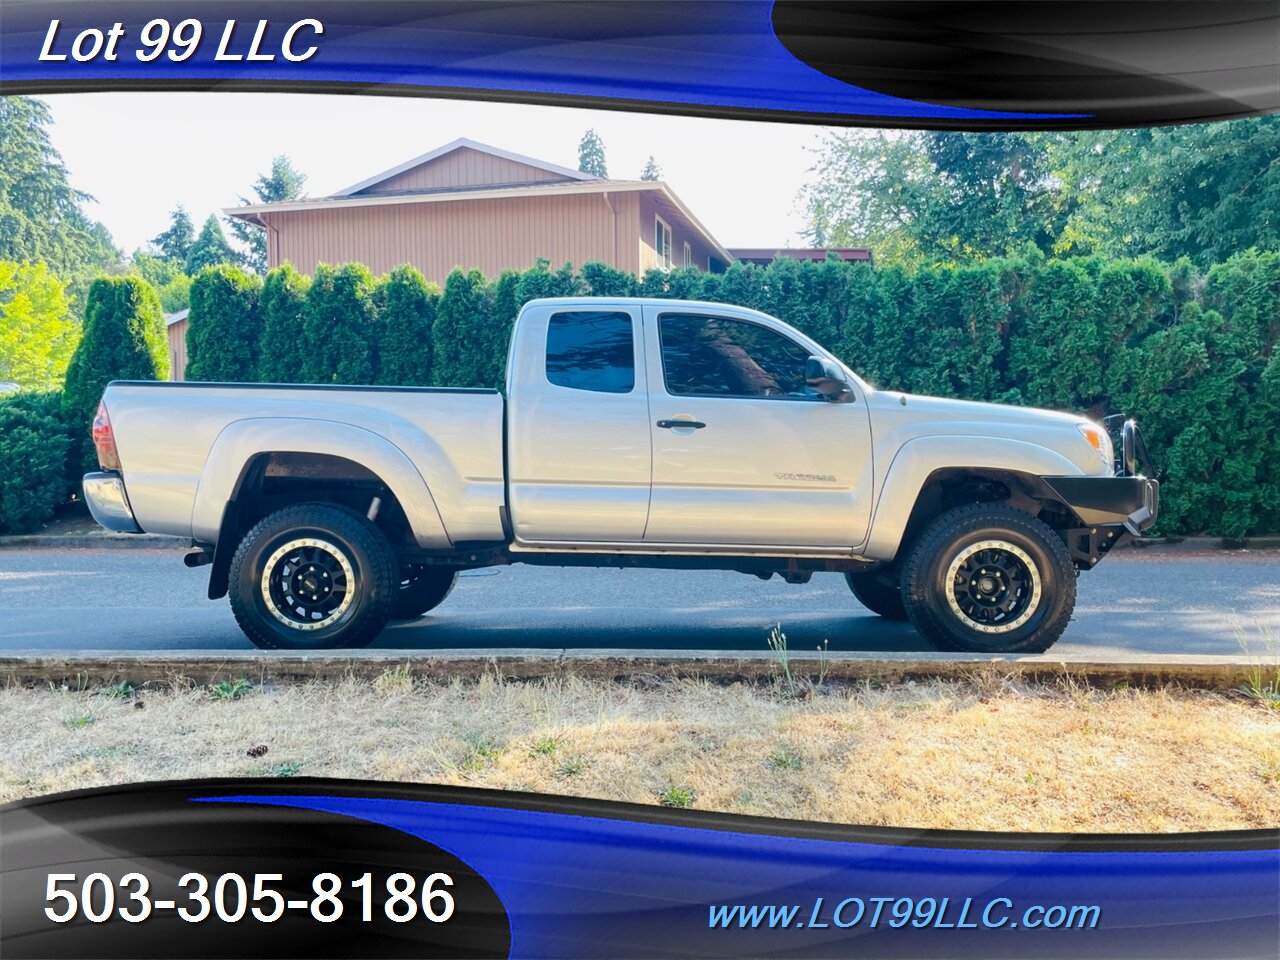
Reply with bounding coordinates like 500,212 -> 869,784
1044,475 -> 1160,535
1042,474 -> 1159,569
82,471 -> 143,534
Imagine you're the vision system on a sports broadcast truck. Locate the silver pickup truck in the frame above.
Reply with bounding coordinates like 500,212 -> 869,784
84,297 -> 1157,653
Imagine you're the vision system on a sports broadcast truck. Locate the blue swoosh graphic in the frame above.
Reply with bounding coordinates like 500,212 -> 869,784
0,1 -> 1084,121
198,794 -> 1279,958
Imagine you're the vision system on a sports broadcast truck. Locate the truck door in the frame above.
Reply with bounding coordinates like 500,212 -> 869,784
641,307 -> 874,547
506,305 -> 652,542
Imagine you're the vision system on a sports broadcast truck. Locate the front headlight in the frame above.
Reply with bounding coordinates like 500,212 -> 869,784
1077,423 -> 1114,471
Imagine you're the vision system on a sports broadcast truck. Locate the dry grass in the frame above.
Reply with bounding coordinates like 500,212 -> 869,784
2,671 -> 1277,833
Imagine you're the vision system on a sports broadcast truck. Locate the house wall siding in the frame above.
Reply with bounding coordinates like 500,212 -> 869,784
167,319 -> 187,381
263,191 -> 642,283
637,193 -> 716,273
358,147 -> 572,195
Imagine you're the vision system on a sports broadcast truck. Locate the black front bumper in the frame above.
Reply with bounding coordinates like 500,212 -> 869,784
1042,475 -> 1160,535
1041,474 -> 1159,569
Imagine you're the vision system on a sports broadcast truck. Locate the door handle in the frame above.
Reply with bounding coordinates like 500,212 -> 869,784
656,418 -> 707,430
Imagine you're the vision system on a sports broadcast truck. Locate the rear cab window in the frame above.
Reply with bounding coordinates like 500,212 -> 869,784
545,311 -> 636,394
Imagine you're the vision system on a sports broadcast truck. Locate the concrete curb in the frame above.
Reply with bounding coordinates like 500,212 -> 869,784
0,533 -> 187,549
2,651 -> 1272,691
3,533 -> 1278,552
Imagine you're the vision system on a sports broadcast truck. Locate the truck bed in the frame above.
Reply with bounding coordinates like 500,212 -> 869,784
102,381 -> 507,546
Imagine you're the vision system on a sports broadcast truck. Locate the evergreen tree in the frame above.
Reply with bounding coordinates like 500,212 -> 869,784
186,265 -> 262,382
375,265 -> 436,386
150,206 -> 196,264
577,129 -> 608,178
229,156 -> 307,273
0,96 -> 120,280
62,276 -> 168,473
301,263 -> 377,384
431,268 -> 491,387
639,156 -> 662,181
185,215 -> 237,274
256,264 -> 311,383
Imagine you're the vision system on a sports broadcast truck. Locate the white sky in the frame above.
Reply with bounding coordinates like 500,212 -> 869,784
42,92 -> 831,257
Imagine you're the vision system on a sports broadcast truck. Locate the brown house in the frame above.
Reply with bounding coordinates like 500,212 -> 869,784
225,138 -> 734,285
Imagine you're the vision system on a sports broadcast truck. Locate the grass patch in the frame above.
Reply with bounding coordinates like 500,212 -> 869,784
102,681 -> 136,700
3,674 -> 1278,832
460,732 -> 503,772
658,784 -> 697,808
766,745 -> 805,771
373,664 -> 414,696
1234,615 -> 1280,710
258,760 -> 304,778
557,755 -> 589,778
208,678 -> 254,701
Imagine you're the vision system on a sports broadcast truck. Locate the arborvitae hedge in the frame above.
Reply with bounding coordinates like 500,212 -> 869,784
232,251 -> 1280,536
186,265 -> 262,382
256,263 -> 310,383
431,268 -> 492,389
375,265 -> 436,387
301,263 -> 377,384
62,275 -> 168,475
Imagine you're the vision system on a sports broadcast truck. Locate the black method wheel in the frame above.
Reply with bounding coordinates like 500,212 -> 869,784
392,566 -> 459,620
900,504 -> 1076,654
845,569 -> 908,620
228,502 -> 397,650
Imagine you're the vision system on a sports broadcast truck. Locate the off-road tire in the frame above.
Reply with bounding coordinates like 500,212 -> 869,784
228,502 -> 398,650
845,570 -> 908,620
393,566 -> 459,620
900,503 -> 1075,654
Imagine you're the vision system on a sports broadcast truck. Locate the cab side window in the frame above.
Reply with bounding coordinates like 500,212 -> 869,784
658,313 -> 817,400
545,311 -> 635,394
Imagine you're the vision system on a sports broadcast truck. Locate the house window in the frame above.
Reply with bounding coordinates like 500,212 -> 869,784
655,216 -> 672,271
683,241 -> 692,267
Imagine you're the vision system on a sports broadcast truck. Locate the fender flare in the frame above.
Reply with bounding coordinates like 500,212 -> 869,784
863,435 -> 1085,561
191,417 -> 451,550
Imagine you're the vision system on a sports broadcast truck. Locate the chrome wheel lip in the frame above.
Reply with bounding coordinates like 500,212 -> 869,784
945,539 -> 1042,635
260,537 -> 356,632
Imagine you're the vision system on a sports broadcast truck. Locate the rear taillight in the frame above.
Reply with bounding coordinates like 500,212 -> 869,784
92,399 -> 121,471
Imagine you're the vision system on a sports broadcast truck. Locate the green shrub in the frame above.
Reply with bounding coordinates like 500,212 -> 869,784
186,264 -> 262,382
256,264 -> 311,383
0,392 -> 71,533
375,265 -> 436,386
431,268 -> 491,388
302,263 -> 377,384
62,276 -> 167,475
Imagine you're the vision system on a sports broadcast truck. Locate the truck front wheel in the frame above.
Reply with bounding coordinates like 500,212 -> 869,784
900,504 -> 1075,654
228,502 -> 398,650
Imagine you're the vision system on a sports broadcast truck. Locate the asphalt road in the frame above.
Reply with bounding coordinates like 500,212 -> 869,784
2,547 -> 1277,658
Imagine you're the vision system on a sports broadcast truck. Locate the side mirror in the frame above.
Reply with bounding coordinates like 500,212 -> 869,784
805,356 -> 854,402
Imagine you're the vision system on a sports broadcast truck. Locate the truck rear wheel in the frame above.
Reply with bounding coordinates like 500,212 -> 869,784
393,566 -> 459,620
228,502 -> 397,650
845,570 -> 908,620
900,504 -> 1075,654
